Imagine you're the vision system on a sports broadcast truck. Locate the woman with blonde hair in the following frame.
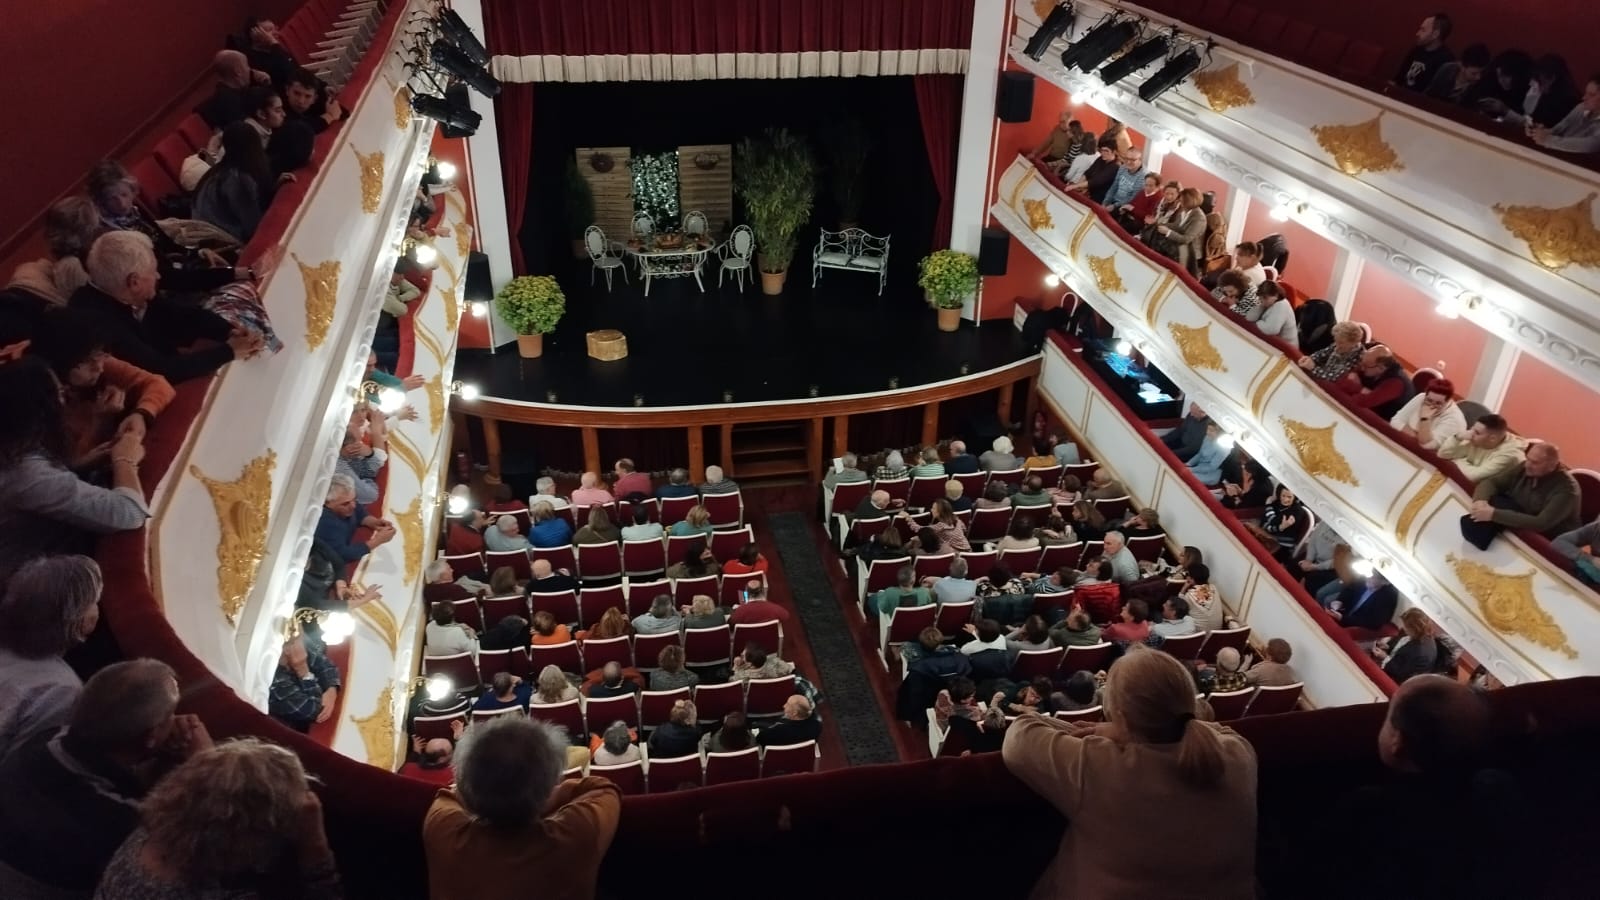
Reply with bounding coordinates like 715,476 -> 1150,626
572,504 -> 620,545
96,739 -> 341,897
580,606 -> 632,642
911,445 -> 945,478
532,664 -> 578,705
682,594 -> 726,629
1373,608 -> 1439,683
1003,645 -> 1257,898
669,505 -> 714,538
1199,212 -> 1232,288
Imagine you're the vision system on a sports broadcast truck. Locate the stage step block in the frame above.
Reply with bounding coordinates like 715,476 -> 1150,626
726,421 -> 811,485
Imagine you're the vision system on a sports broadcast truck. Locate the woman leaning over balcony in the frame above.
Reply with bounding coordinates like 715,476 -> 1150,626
0,358 -> 149,573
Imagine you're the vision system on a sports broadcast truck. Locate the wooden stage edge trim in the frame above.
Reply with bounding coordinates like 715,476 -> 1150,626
451,355 -> 1042,428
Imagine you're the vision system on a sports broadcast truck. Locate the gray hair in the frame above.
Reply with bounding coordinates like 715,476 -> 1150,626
424,559 -> 450,583
949,440 -> 966,455
1104,530 -> 1126,548
1331,321 -> 1364,343
668,467 -> 689,485
325,473 -> 356,502
950,557 -> 969,579
535,476 -> 556,495
601,721 -> 632,756
885,450 -> 904,470
454,717 -> 568,827
841,452 -> 858,470
496,514 -> 517,534
86,230 -> 157,293
0,555 -> 102,658
992,436 -> 1014,455
705,465 -> 724,483
45,197 -> 100,258
67,658 -> 178,752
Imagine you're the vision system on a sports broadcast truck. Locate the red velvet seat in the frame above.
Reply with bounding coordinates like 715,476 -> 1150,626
705,747 -> 761,786
665,534 -> 706,568
485,549 -> 532,581
951,472 -> 988,502
693,681 -> 745,724
880,604 -> 938,664
1158,631 -> 1207,662
645,753 -> 703,793
621,539 -> 667,578
998,547 -> 1042,574
1338,39 -> 1386,78
577,542 -> 623,581
589,760 -> 645,794
1207,688 -> 1254,720
624,579 -> 671,618
959,549 -> 997,575
1038,542 -> 1084,573
576,502 -> 619,526
720,573 -> 766,608
761,740 -> 819,777
422,652 -> 479,691
528,698 -> 584,740
907,476 -> 947,510
987,468 -> 1026,490
529,590 -> 580,625
683,624 -> 732,668
732,619 -> 782,659
672,574 -> 720,608
1225,3 -> 1260,31
445,597 -> 482,632
584,693 -> 640,731
1025,465 -> 1063,488
1571,469 -> 1600,523
413,713 -> 465,741
530,641 -> 583,676
476,648 -> 524,684
874,477 -> 911,505
1196,0 -> 1234,27
1011,647 -> 1065,680
441,551 -> 485,575
469,705 -> 525,727
152,133 -> 194,185
934,599 -> 976,634
857,556 -> 911,612
1305,31 -> 1349,68
659,495 -> 698,526
633,632 -> 680,672
128,157 -> 179,211
825,480 -> 873,523
580,635 -> 632,673
177,114 -> 214,150
1055,706 -> 1103,723
1062,462 -> 1099,485
913,552 -> 955,581
1127,534 -> 1166,564
640,687 -> 691,731
1246,682 -> 1305,716
530,544 -> 576,574
707,525 -> 753,563
744,675 -> 796,719
1197,626 -> 1252,664
1061,641 -> 1113,675
578,585 -> 625,629
1092,495 -> 1131,520
1249,10 -> 1288,43
1277,21 -> 1317,56
480,594 -> 529,628
701,492 -> 744,528
967,507 -> 1013,543
617,498 -> 657,523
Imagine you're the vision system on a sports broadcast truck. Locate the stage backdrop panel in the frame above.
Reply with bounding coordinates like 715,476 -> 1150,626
576,147 -> 635,241
677,144 -> 734,237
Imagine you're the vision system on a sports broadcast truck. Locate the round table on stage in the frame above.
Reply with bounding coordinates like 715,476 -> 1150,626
624,233 -> 714,296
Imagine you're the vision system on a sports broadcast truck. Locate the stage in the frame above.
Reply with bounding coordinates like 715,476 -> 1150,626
455,273 -> 1034,409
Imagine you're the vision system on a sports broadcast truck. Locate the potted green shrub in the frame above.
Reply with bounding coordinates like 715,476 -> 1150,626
564,159 -> 596,260
734,128 -> 816,295
821,119 -> 872,229
918,249 -> 979,332
494,275 -> 565,358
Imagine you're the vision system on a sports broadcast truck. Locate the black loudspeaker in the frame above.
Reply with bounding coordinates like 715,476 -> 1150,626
978,228 -> 1010,276
996,71 -> 1035,123
464,251 -> 491,303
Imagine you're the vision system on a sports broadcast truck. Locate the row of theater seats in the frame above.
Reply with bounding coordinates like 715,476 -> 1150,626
443,524 -> 757,589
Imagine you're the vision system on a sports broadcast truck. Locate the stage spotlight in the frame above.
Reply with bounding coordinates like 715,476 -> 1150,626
411,92 -> 481,136
1138,45 -> 1205,102
431,39 -> 501,97
1024,2 -> 1076,61
437,9 -> 489,67
1099,33 -> 1169,85
1061,16 -> 1138,73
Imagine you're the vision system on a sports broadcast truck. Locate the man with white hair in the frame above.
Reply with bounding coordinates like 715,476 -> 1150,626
314,473 -> 395,562
533,476 -> 570,509
1102,531 -> 1140,585
699,464 -> 739,495
424,717 -> 621,899
1297,321 -> 1366,382
655,467 -> 698,499
946,440 -> 980,474
423,558 -> 489,603
0,658 -> 209,897
979,436 -> 1021,471
70,231 -> 260,383
484,514 -> 530,553
823,451 -> 869,489
569,471 -> 614,508
0,555 -> 104,758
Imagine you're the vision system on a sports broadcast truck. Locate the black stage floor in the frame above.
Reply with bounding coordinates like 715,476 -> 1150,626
456,271 -> 1035,408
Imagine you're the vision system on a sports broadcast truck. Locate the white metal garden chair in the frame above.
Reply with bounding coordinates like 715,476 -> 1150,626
585,225 -> 628,292
717,225 -> 755,292
682,209 -> 709,239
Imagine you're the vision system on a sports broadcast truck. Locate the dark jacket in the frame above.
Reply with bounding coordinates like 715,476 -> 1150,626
1382,635 -> 1438,683
1335,582 -> 1399,631
946,453 -> 980,475
648,721 -> 701,758
196,83 -> 250,128
757,714 -> 822,747
527,573 -> 579,596
1081,157 -> 1119,204
70,285 -> 234,383
1160,414 -> 1211,462
192,166 -> 267,242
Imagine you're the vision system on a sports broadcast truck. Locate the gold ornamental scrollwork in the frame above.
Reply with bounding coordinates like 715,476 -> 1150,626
393,85 -> 413,130
1278,417 -> 1360,486
1086,254 -> 1125,294
454,221 -> 473,259
391,495 -> 424,585
1491,193 -> 1600,270
353,600 -> 401,655
1022,197 -> 1054,232
352,682 -> 399,770
189,450 -> 277,625
1394,471 -> 1448,546
424,374 -> 445,433
1445,554 -> 1576,659
291,255 -> 339,351
1192,63 -> 1255,112
351,147 -> 386,213
1167,322 -> 1229,372
440,284 -> 460,333
1310,114 -> 1404,176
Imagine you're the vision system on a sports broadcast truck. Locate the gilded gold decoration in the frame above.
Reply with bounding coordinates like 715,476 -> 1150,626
440,284 -> 459,333
189,450 -> 276,625
453,221 -> 472,259
1023,197 -> 1054,232
1250,357 -> 1291,418
387,432 -> 427,483
414,325 -> 447,370
1491,193 -> 1600,270
291,255 -> 339,350
1086,254 -> 1125,294
391,496 -> 423,585
424,374 -> 445,432
1167,322 -> 1229,372
1394,471 -> 1448,546
353,600 -> 400,655
352,682 -> 399,770
1192,63 -> 1255,112
1310,114 -> 1404,176
435,250 -> 458,284
393,85 -> 412,130
1067,216 -> 1095,259
352,147 -> 386,213
1446,554 -> 1576,659
1278,417 -> 1360,486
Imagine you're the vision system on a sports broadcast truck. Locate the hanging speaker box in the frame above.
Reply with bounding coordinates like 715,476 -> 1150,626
996,71 -> 1036,123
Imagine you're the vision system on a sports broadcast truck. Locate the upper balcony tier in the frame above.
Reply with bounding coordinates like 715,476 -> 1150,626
1012,0 -> 1600,393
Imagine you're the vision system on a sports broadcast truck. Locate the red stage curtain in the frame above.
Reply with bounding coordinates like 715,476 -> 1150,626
493,82 -> 535,275
483,0 -> 973,56
914,75 -> 963,251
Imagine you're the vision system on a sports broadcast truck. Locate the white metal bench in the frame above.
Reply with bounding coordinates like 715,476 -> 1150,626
812,228 -> 890,295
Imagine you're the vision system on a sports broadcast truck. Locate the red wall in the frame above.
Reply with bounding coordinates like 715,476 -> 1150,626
1153,153 -> 1231,215
0,0 -> 300,253
1346,263 -> 1488,387
1240,203 -> 1339,300
1499,354 -> 1600,472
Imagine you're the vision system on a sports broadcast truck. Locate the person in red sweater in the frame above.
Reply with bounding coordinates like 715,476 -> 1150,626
1338,345 -> 1415,419
1100,598 -> 1153,643
1113,173 -> 1163,234
728,583 -> 790,626
721,542 -> 769,577
611,458 -> 652,498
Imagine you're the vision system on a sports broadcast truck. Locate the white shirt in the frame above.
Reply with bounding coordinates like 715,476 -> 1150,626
1151,616 -> 1198,637
535,492 -> 570,510
961,634 -> 1009,655
1063,151 -> 1097,183
425,621 -> 478,655
1254,300 -> 1298,344
1237,262 -> 1268,288
1388,395 -> 1467,451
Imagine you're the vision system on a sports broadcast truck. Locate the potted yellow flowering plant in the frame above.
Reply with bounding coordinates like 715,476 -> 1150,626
917,249 -> 979,332
494,275 -> 566,358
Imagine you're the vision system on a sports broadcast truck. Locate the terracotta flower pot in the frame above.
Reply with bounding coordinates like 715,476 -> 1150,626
760,269 -> 787,296
936,306 -> 962,332
516,333 -> 544,358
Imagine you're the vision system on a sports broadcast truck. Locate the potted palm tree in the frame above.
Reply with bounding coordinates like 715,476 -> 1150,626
564,159 -> 595,260
495,275 -> 565,358
918,249 -> 979,332
734,128 -> 816,295
821,119 -> 871,229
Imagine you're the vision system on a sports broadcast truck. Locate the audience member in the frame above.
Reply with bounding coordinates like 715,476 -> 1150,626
732,642 -> 795,681
481,513 -> 530,553
758,695 -> 821,746
1327,571 -> 1399,629
1436,414 -> 1526,484
1245,638 -> 1299,687
528,558 -> 579,595
911,445 -> 946,478
874,449 -> 908,481
1487,53 -> 1580,129
1466,49 -> 1533,112
7,198 -> 95,306
400,730 -> 461,786
1101,598 -> 1153,643
572,505 -> 621,545
728,583 -> 790,626
570,471 -> 614,508
975,480 -> 1011,510
479,615 -> 530,652
592,721 -> 641,767
1461,442 -> 1580,547
1048,608 -> 1102,648
1207,647 -> 1249,694
1261,485 -> 1310,563
979,436 -> 1021,471
1003,645 -> 1257,897
95,737 -> 337,897
1177,564 -> 1224,631
699,464 -> 739,495
1098,531 -> 1138,585
0,555 -> 103,758
268,634 -> 341,732
528,501 -> 573,548
196,49 -> 255,127
1053,670 -> 1103,712
706,712 -> 753,753
997,515 -> 1042,552
620,504 -> 664,542
648,699 -> 702,758
720,542 -> 768,577
1067,138 -> 1121,203
1185,421 -> 1231,487
874,565 -> 933,616
533,665 -> 579,705
282,66 -> 343,134
1218,451 -> 1272,510
1530,74 -> 1600,153
530,611 -> 573,647
682,594 -> 728,629
652,467 -> 696,499
1099,145 -> 1148,209
1232,241 -> 1268,288
665,539 -> 719,579
962,618 -> 1011,655
1147,187 -> 1208,271
1198,213 -> 1233,286
1118,507 -> 1163,539
475,672 -> 532,713
1297,321 -> 1365,382
632,595 -> 684,635
1033,113 -> 1097,168
1373,608 -> 1440,683
933,676 -> 987,729
194,121 -> 282,242
1010,476 -> 1053,509
1114,173 -> 1165,233
668,505 -> 714,538
945,440 -> 979,474
1161,403 -> 1211,462
823,451 -> 869,489
1006,615 -> 1054,656
1294,520 -> 1346,596
610,458 -> 651,498
1552,516 -> 1600,585
1210,269 -> 1257,318
650,645 -> 700,691
426,602 -> 479,656
1151,597 -> 1199,638
1083,468 -> 1126,500
587,662 -> 639,700
1426,42 -> 1492,104
424,717 -> 621,900
1249,281 -> 1298,344
314,473 -> 393,562
488,566 -> 518,597
1394,13 -> 1454,92
1339,345 -> 1415,418
534,476 -> 572,508
1389,378 -> 1465,450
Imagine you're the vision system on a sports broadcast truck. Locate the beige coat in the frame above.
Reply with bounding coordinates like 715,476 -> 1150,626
1002,714 -> 1258,900
1436,433 -> 1528,483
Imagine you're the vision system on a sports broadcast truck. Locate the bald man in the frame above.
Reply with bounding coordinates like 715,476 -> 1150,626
526,557 -> 578,595
196,49 -> 257,128
570,472 -> 614,508
757,695 -> 820,747
1462,442 -> 1581,548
